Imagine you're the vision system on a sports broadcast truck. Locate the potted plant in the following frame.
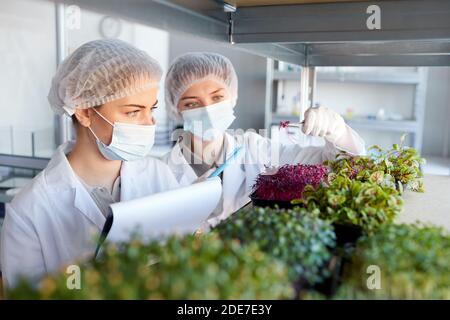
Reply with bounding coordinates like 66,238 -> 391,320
7,234 -> 293,300
213,206 -> 338,297
324,134 -> 425,193
294,173 -> 403,244
333,223 -> 450,299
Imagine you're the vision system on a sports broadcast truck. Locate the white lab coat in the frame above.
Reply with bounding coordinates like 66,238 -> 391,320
162,130 -> 365,228
0,141 -> 180,289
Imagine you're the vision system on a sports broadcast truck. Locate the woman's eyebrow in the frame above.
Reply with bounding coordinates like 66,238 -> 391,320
210,88 -> 225,94
180,96 -> 198,101
121,104 -> 147,108
181,89 -> 224,100
121,101 -> 159,108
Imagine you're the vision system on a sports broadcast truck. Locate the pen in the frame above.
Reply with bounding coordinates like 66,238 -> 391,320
208,146 -> 243,178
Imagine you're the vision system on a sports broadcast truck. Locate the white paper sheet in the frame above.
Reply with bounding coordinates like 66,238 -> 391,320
107,177 -> 222,243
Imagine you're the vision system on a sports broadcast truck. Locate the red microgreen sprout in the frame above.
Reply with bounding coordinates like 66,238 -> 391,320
252,164 -> 328,201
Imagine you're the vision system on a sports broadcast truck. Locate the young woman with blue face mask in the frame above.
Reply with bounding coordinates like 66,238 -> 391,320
162,52 -> 366,229
1,39 -> 180,289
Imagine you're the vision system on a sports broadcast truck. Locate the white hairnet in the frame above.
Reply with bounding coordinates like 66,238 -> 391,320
48,38 -> 162,116
165,52 -> 238,121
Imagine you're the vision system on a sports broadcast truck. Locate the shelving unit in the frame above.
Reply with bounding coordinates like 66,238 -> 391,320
53,0 -> 450,66
275,70 -> 423,85
265,64 -> 428,152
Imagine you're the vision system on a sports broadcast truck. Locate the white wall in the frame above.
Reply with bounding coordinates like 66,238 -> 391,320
0,0 -> 57,156
0,2 -> 171,157
315,79 -> 416,150
422,67 -> 450,157
133,24 -> 170,129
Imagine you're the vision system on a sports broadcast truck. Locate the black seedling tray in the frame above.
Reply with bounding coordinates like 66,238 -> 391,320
332,223 -> 363,247
250,194 -> 296,210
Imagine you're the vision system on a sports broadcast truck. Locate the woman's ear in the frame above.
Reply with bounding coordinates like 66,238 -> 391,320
73,108 -> 93,128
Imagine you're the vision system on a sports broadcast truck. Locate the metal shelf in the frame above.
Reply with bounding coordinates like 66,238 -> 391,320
345,118 -> 419,133
317,71 -> 422,85
231,0 -> 450,66
56,0 -> 450,67
0,154 -> 49,170
274,70 -> 422,85
271,114 -> 419,133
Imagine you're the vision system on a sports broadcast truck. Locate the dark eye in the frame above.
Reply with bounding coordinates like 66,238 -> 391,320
185,102 -> 200,108
212,95 -> 224,102
126,110 -> 140,117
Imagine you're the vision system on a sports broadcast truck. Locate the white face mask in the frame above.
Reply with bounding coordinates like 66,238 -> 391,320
88,108 -> 156,161
181,99 -> 236,141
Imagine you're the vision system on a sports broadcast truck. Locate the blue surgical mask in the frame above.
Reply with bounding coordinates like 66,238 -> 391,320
181,99 -> 235,141
88,108 -> 156,161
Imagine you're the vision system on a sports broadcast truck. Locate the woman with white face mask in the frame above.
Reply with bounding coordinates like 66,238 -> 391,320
162,52 -> 366,229
1,39 -> 180,289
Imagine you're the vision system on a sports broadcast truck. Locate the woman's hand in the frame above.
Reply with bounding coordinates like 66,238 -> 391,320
193,168 -> 217,184
302,106 -> 347,144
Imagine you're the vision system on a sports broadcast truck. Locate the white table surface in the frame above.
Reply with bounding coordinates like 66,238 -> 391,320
397,174 -> 450,231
